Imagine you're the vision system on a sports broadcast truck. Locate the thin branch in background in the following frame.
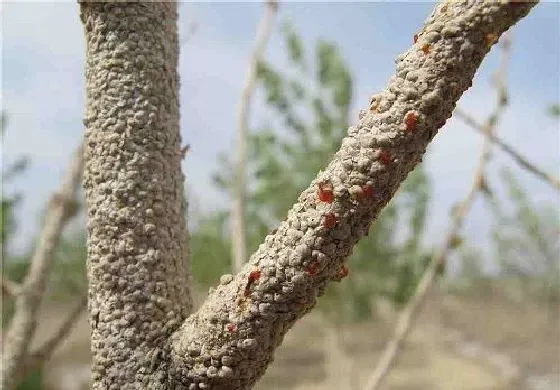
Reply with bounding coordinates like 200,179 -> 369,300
180,20 -> 198,46
1,276 -> 21,297
16,294 -> 87,382
231,0 -> 278,272
455,108 -> 560,190
0,145 -> 84,390
364,33 -> 514,390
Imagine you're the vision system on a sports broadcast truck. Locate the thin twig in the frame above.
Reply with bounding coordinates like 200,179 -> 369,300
1,276 -> 21,297
180,21 -> 198,46
455,108 -> 560,190
16,294 -> 87,381
364,33 -> 513,390
0,145 -> 84,390
231,0 -> 278,272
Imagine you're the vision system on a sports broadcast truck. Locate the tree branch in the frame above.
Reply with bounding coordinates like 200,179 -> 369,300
169,2 -> 537,389
180,21 -> 198,47
363,29 -> 514,390
232,0 -> 279,272
1,277 -> 21,298
363,134 -> 494,390
455,108 -> 560,190
80,3 -> 194,388
1,145 -> 84,390
16,294 -> 87,382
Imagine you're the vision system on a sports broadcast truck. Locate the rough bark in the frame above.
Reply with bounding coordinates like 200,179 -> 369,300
364,31 -> 513,390
80,1 -> 536,389
80,3 -> 192,388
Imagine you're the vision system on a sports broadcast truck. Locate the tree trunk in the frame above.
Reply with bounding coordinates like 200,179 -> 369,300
80,3 -> 192,388
79,2 -> 536,389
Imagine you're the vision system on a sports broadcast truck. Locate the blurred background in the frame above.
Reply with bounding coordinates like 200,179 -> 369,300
2,2 -> 559,390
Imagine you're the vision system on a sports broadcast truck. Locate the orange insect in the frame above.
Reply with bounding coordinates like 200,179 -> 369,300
404,112 -> 417,132
323,213 -> 337,229
422,43 -> 430,54
226,323 -> 237,333
244,270 -> 261,297
305,261 -> 321,276
379,150 -> 392,165
332,265 -> 349,282
486,33 -> 498,46
318,181 -> 335,203
363,184 -> 375,200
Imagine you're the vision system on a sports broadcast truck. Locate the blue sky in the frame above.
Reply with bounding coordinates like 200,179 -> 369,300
2,2 -> 559,269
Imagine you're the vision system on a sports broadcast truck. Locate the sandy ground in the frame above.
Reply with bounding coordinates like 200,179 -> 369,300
33,286 -> 559,390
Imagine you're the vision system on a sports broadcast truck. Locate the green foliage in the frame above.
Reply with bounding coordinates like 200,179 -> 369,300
47,234 -> 88,300
547,103 -> 560,118
193,25 -> 432,322
453,246 -> 495,297
16,369 -> 43,390
488,168 -> 560,304
1,113 -> 30,260
282,22 -> 305,71
190,212 -> 232,287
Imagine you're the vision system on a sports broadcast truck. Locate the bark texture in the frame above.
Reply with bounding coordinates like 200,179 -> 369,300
80,1 -> 536,389
80,3 -> 192,388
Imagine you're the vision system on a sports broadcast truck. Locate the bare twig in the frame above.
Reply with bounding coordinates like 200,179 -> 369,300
364,32 -> 514,390
1,276 -> 21,297
16,294 -> 87,382
455,108 -> 560,190
1,145 -> 84,390
231,0 -> 278,272
180,21 -> 198,46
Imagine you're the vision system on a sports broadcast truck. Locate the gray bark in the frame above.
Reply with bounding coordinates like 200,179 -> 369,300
79,1 -> 536,389
80,3 -> 192,388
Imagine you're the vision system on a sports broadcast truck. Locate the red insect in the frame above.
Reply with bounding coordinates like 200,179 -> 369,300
404,112 -> 417,132
332,265 -> 349,282
363,183 -> 375,200
379,150 -> 392,165
305,261 -> 321,276
323,213 -> 337,229
226,323 -> 237,333
318,181 -> 335,203
413,34 -> 419,43
244,270 -> 261,297
486,33 -> 498,46
437,119 -> 447,129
